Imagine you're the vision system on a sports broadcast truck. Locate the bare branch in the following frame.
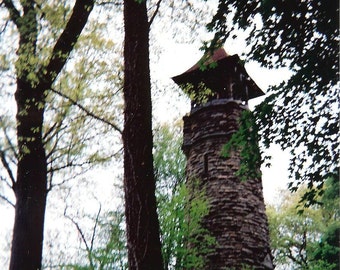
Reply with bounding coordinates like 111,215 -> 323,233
0,193 -> 15,207
64,208 -> 95,269
4,134 -> 17,160
90,203 -> 102,252
47,161 -> 92,174
44,123 -> 69,160
48,147 -> 120,174
0,174 -> 13,191
1,122 -> 18,160
45,136 -> 60,161
0,19 -> 10,35
96,0 -> 123,6
2,0 -> 21,27
50,88 -> 122,134
148,0 -> 162,27
43,121 -> 59,142
0,149 -> 16,188
47,168 -> 90,192
299,229 -> 308,266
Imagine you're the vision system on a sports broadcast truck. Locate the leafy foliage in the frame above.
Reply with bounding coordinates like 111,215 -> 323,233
0,0 -> 122,202
91,211 -> 127,270
180,82 -> 214,106
159,180 -> 216,270
154,124 -> 215,270
221,110 -> 262,181
154,123 -> 186,192
206,0 -> 339,204
267,172 -> 340,269
61,210 -> 127,270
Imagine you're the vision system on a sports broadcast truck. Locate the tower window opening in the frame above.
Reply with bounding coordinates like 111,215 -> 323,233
203,153 -> 209,176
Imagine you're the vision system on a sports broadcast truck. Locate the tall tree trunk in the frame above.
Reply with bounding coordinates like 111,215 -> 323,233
10,82 -> 47,270
9,2 -> 47,268
123,0 -> 164,269
5,1 -> 95,269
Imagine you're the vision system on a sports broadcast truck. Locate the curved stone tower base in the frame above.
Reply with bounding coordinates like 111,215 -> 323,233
173,48 -> 274,269
183,100 -> 273,270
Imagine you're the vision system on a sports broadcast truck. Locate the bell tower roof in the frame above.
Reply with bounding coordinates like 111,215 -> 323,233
172,48 -> 265,104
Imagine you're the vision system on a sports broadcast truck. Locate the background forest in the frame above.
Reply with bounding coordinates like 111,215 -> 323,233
0,0 -> 338,269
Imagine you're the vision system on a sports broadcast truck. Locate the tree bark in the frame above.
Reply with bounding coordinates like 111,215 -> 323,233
10,82 -> 47,270
9,2 -> 46,268
123,0 -> 164,269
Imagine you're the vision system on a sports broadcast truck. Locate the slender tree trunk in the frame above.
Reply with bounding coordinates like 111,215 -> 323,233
123,0 -> 164,269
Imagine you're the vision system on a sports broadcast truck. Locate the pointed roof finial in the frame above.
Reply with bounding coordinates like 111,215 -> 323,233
185,48 -> 229,73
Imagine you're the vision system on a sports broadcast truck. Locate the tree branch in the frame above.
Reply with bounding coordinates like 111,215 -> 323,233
90,203 -> 102,252
148,0 -> 162,27
299,229 -> 308,266
45,134 -> 61,161
50,88 -> 122,134
40,0 -> 95,87
64,208 -> 95,269
47,168 -> 90,192
0,193 -> 15,207
43,121 -> 59,143
47,161 -> 91,174
0,18 -> 10,35
0,149 -> 16,188
2,0 -> 21,27
96,0 -> 123,6
0,117 -> 18,160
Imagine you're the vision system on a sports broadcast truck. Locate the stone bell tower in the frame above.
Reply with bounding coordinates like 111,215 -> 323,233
172,48 -> 274,269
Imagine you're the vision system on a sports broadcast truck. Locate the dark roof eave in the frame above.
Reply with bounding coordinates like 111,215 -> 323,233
172,53 -> 265,100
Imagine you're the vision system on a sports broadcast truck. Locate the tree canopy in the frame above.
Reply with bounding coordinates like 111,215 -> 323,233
208,0 -> 339,205
267,171 -> 339,269
0,1 -> 125,268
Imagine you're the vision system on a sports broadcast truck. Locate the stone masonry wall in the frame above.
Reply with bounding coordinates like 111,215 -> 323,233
183,99 -> 273,269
